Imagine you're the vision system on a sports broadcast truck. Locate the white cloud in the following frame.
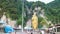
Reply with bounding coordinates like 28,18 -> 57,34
27,0 -> 38,2
40,0 -> 54,4
27,0 -> 54,4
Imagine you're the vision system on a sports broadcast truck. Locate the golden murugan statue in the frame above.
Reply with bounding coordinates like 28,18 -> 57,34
32,12 -> 38,30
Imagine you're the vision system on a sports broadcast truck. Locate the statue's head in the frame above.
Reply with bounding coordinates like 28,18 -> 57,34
3,12 -> 6,15
34,12 -> 36,15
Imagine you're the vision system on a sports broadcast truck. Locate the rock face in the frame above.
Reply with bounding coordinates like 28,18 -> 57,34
1,13 -> 6,23
26,19 -> 31,27
0,13 -> 6,27
0,13 -> 16,28
8,20 -> 16,28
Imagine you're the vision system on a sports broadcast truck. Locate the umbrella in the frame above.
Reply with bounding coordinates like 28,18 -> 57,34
4,25 -> 14,33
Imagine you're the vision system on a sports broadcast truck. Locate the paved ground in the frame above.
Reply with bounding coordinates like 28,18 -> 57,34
0,32 -> 40,34
0,29 -> 55,34
0,30 -> 40,34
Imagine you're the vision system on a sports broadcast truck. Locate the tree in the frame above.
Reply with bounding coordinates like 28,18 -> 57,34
45,0 -> 60,24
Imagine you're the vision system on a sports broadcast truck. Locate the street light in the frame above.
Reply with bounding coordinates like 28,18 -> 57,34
22,0 -> 24,32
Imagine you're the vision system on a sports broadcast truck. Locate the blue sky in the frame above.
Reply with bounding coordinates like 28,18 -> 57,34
27,0 -> 54,4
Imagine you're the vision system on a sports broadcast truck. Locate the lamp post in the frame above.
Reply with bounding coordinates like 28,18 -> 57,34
22,0 -> 24,32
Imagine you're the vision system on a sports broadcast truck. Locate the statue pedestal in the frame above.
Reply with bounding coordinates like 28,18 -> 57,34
32,29 -> 40,34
